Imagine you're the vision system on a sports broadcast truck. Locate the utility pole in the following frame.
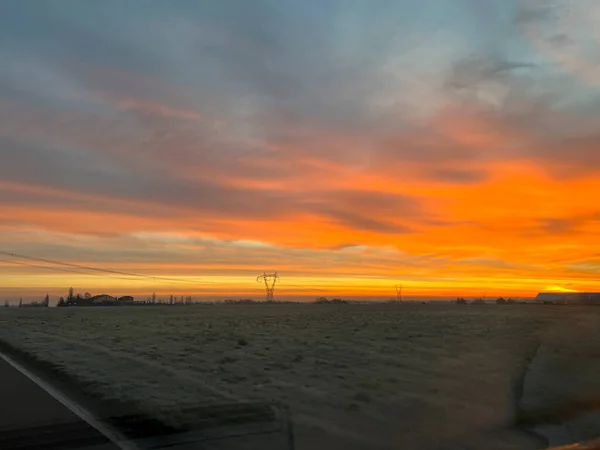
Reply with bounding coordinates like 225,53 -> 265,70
257,272 -> 279,302
395,284 -> 403,302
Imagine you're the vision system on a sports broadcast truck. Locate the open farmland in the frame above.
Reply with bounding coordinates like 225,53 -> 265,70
0,303 -> 599,449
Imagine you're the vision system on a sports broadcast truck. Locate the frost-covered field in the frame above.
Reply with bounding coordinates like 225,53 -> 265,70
0,303 -> 599,450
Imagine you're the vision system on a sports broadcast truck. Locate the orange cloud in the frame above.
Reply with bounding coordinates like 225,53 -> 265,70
2,65 -> 600,300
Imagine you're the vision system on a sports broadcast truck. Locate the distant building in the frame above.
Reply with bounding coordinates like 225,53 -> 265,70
535,292 -> 600,305
91,294 -> 117,305
61,294 -> 136,307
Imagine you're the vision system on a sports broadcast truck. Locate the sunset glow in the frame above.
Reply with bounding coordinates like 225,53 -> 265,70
1,1 -> 600,301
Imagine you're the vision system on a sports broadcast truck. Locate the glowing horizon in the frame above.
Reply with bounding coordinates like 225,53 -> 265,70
1,1 -> 600,301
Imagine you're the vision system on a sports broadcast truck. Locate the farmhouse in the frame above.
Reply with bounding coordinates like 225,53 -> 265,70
91,294 -> 117,304
536,292 -> 600,305
62,294 -> 137,306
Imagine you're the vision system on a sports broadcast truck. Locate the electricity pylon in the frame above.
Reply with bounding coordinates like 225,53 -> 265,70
257,272 -> 279,302
395,284 -> 403,302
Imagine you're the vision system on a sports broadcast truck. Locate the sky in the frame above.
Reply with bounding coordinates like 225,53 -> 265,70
1,0 -> 600,301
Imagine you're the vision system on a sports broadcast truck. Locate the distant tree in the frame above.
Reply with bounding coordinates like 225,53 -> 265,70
68,287 -> 74,302
18,298 -> 22,308
496,297 -> 507,305
152,292 -> 156,304
44,294 -> 50,307
456,298 -> 467,304
57,297 -> 66,307
84,292 -> 91,300
4,300 -> 8,308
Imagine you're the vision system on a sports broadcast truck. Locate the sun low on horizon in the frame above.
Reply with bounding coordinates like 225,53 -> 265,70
1,1 -> 600,302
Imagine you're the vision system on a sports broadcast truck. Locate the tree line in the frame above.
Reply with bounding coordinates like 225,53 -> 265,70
456,297 -> 521,305
3,295 -> 50,308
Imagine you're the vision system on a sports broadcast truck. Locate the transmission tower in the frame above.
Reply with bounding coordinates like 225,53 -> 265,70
257,272 -> 279,302
395,284 -> 403,302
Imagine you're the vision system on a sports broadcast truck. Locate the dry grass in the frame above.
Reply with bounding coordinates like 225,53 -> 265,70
0,303 -> 598,449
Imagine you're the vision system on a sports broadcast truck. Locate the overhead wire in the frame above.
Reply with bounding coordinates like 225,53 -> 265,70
0,251 -> 191,282
0,258 -> 143,281
1,251 -> 391,293
0,251 -> 217,285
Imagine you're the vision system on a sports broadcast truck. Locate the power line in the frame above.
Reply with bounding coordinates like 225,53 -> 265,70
0,251 -> 186,282
0,259 -> 143,281
0,251 -> 211,285
2,251 -> 403,293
